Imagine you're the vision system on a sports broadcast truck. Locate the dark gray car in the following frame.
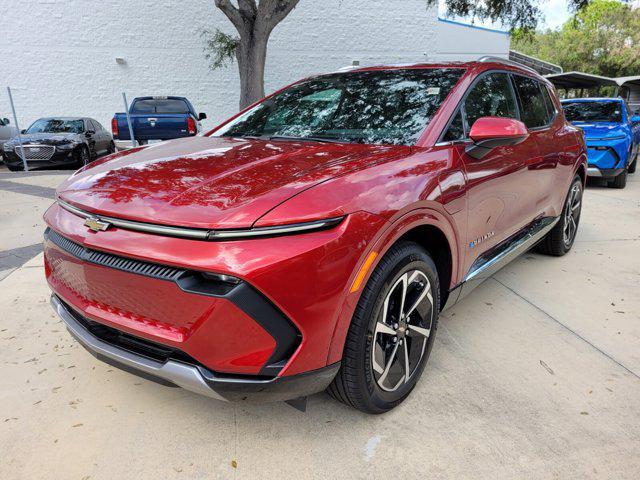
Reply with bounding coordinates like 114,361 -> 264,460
2,117 -> 115,171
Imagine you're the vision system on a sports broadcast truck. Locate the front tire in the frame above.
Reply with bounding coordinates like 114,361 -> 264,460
537,175 -> 583,256
75,146 -> 90,167
328,242 -> 440,414
608,168 -> 627,189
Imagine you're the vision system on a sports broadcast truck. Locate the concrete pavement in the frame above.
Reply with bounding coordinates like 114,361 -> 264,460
0,166 -> 638,479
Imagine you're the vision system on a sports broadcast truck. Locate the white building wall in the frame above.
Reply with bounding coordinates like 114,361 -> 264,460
433,18 -> 510,62
0,0 -> 439,131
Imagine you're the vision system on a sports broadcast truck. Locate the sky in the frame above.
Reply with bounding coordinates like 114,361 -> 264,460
438,0 -> 573,31
540,0 -> 573,29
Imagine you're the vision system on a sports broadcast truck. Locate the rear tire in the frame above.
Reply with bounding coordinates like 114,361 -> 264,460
327,241 -> 440,414
608,168 -> 627,189
107,141 -> 116,154
536,175 -> 583,256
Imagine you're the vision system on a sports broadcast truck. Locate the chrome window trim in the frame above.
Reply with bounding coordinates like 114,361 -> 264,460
57,199 -> 344,241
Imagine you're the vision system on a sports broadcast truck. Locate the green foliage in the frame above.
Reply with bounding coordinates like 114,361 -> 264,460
434,0 -> 588,30
511,0 -> 640,77
202,28 -> 239,70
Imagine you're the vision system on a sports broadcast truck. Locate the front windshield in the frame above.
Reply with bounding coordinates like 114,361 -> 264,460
562,101 -> 623,123
214,68 -> 465,145
27,119 -> 84,134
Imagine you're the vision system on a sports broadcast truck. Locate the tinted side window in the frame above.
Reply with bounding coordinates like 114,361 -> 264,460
442,110 -> 465,142
464,73 -> 518,129
540,85 -> 557,121
514,76 -> 550,128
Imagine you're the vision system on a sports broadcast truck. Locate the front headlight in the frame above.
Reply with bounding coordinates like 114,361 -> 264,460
207,216 -> 345,240
56,142 -> 80,151
3,143 -> 13,151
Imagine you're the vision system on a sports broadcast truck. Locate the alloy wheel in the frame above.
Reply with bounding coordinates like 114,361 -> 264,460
563,183 -> 581,246
371,269 -> 434,392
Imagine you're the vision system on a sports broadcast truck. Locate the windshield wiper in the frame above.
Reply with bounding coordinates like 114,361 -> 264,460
268,135 -> 349,144
224,134 -> 356,144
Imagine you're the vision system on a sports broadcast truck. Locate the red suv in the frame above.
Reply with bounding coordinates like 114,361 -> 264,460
45,59 -> 586,413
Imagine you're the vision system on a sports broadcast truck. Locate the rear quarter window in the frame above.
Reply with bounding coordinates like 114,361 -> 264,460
541,85 -> 557,121
513,76 -> 551,128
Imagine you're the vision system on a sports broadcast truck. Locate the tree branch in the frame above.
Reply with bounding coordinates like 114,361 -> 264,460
257,0 -> 300,34
214,0 -> 244,32
237,0 -> 257,16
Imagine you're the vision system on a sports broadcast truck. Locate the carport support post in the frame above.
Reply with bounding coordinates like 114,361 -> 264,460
122,92 -> 136,149
6,87 -> 28,172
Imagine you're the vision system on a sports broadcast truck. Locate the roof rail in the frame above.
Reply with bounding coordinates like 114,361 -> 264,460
477,56 -> 538,74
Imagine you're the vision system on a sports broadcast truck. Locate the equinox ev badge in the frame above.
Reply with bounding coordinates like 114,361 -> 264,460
84,216 -> 110,232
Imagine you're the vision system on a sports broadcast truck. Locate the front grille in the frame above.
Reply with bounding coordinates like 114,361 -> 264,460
61,297 -> 275,381
45,228 -> 301,376
45,228 -> 185,282
14,144 -> 55,161
62,298 -> 200,365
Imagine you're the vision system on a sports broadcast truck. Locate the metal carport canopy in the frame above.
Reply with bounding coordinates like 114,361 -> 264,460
616,76 -> 640,87
545,71 -> 618,89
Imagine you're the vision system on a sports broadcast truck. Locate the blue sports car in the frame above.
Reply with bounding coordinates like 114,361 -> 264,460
561,98 -> 640,188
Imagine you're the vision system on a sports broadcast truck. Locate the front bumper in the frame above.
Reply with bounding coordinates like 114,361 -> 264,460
585,137 -> 628,172
44,201 -> 384,382
586,166 -> 626,179
51,294 -> 339,402
3,149 -> 76,168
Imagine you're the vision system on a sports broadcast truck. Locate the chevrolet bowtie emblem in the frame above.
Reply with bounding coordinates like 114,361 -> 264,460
84,216 -> 110,232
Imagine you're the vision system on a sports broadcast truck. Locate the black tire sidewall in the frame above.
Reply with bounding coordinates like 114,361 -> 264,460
352,243 -> 440,412
76,146 -> 90,167
562,176 -> 583,251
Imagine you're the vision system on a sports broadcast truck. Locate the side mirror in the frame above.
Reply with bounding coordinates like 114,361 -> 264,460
631,115 -> 640,124
198,112 -> 207,121
465,117 -> 529,160
2,118 -> 9,125
85,129 -> 95,136
20,129 -> 27,134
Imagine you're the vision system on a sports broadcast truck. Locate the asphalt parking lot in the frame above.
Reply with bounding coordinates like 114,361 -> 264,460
1,165 -> 639,480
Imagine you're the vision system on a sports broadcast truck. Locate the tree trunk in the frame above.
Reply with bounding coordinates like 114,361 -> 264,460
236,31 -> 268,110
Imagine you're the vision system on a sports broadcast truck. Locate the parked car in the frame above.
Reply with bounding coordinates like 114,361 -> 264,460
112,96 -> 206,145
45,58 -> 586,413
0,117 -> 18,164
561,97 -> 639,188
2,117 -> 114,171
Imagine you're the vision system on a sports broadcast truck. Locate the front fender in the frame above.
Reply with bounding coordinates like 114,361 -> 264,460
325,207 -> 460,366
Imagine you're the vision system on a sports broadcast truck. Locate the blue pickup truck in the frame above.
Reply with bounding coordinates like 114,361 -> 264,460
111,96 -> 206,145
561,97 -> 640,189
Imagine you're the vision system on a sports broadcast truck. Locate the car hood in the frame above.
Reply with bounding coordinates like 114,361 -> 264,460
57,135 -> 409,229
573,122 -> 627,140
6,132 -> 83,146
